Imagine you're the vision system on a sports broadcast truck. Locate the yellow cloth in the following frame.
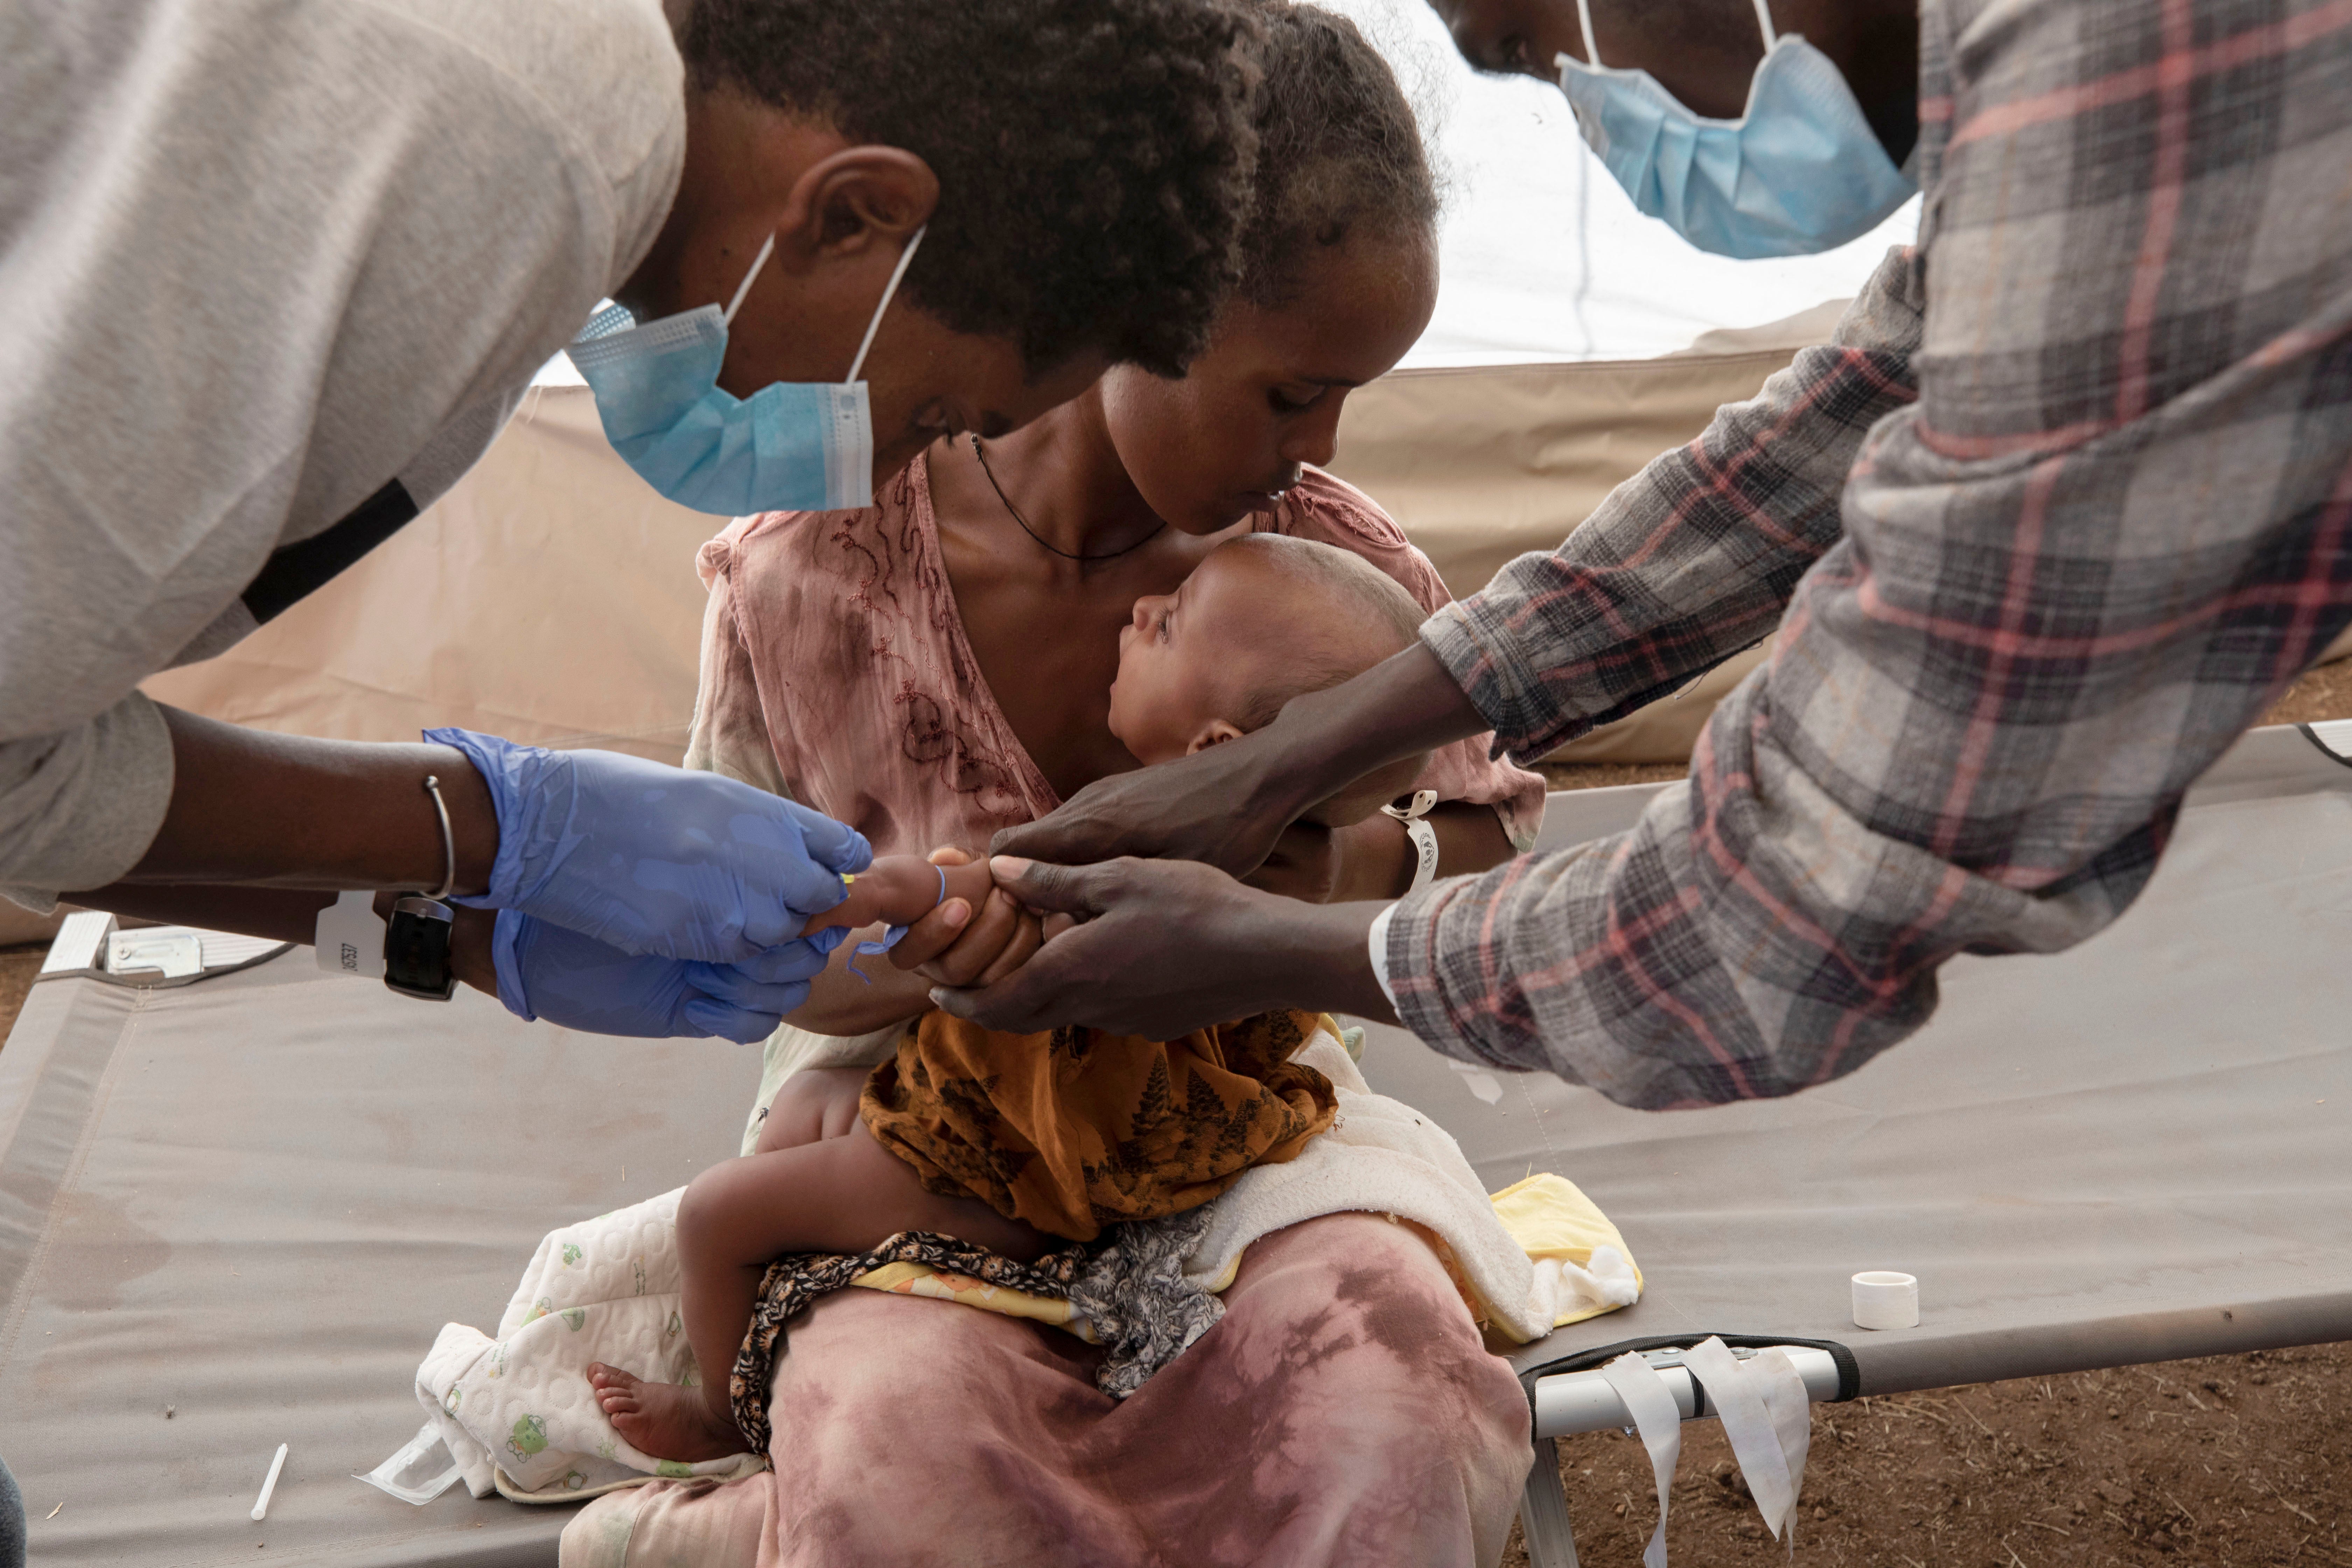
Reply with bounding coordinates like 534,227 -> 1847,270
1488,1172 -> 1645,1328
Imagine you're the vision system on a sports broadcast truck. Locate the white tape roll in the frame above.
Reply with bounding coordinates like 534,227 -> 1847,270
1852,1270 -> 1919,1330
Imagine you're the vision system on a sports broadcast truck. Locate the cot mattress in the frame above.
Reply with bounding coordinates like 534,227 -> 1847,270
1356,723 -> 2352,1401
0,950 -> 760,1565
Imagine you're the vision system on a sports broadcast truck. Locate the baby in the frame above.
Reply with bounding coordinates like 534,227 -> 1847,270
590,534 -> 1430,1461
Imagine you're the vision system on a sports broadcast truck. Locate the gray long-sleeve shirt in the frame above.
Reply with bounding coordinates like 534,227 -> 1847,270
0,0 -> 686,905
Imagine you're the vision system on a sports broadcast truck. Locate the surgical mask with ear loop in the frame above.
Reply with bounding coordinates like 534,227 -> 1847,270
570,226 -> 926,514
1553,0 -> 1914,259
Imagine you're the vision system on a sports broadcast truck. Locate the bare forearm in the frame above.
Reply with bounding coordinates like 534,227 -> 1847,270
118,707 -> 497,894
1325,802 -> 1517,903
1269,899 -> 1400,1024
937,860 -> 1401,1035
72,883 -> 335,944
786,924 -> 931,1035
1257,644 -> 1489,822
1432,803 -> 1514,878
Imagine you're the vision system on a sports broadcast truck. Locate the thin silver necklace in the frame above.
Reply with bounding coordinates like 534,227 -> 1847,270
968,435 -> 1167,563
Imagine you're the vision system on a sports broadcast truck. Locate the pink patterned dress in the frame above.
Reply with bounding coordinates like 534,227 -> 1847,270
642,450 -> 1539,1568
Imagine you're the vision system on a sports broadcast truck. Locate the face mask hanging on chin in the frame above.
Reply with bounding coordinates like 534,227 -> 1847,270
571,225 -> 926,515
1553,0 -> 1915,259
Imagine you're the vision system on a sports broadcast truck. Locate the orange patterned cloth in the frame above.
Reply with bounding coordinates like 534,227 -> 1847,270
860,1011 -> 1339,1242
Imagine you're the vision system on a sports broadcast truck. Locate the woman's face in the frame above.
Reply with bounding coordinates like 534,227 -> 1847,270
1098,233 -> 1439,536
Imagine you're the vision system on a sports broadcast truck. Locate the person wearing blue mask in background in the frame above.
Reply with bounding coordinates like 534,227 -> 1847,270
1437,0 -> 1921,258
944,0 -> 2352,1133
0,0 -> 1258,1035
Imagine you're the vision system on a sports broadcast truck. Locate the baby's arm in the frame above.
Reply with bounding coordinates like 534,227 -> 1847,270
809,853 -> 997,936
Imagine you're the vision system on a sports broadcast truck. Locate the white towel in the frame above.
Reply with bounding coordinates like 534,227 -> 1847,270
413,1188 -> 761,1500
1184,1029 -> 1629,1343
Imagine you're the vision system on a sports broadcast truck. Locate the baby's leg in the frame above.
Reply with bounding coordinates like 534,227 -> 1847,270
591,1070 -> 1049,1461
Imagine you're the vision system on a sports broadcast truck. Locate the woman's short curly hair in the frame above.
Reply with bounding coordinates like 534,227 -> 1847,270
680,0 -> 1261,378
1237,3 -> 1438,307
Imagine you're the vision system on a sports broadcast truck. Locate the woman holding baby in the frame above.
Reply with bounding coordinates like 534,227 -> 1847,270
579,7 -> 1553,1559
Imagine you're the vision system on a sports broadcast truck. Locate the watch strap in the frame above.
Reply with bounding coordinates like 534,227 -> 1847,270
384,896 -> 458,1002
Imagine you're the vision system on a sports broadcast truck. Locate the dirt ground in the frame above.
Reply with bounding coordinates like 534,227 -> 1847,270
1503,1345 -> 2352,1568
3,666 -> 2348,1560
0,943 -> 38,1044
1506,659 -> 2352,1564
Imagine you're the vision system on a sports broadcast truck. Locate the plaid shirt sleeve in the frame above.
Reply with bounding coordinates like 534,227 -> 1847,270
1387,0 -> 2352,1109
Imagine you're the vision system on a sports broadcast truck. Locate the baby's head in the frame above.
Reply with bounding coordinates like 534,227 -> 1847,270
1109,534 -> 1430,820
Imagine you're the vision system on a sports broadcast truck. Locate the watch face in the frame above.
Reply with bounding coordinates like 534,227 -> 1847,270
385,898 -> 457,1001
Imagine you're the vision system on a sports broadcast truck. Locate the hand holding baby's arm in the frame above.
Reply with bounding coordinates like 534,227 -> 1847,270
779,849 -> 1029,1034
881,848 -> 1047,990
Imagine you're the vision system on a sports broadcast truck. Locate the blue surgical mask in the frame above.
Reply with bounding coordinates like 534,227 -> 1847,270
1554,0 -> 1914,259
570,226 -> 926,514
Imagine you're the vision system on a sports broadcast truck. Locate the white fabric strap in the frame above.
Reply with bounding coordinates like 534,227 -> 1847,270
1587,1341 -> 1815,1567
1683,1337 -> 1812,1543
1399,817 -> 1438,891
1750,0 -> 1778,48
1599,1353 -> 1684,1568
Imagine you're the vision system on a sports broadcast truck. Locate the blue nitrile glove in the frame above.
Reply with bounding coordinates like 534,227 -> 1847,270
426,729 -> 870,963
491,910 -> 852,1042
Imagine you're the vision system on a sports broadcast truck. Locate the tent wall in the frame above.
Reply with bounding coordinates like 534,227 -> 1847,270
1329,348 -> 1804,601
141,387 -> 719,768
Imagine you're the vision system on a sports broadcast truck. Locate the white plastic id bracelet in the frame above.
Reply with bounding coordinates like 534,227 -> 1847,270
1381,789 -> 1441,895
314,889 -> 387,979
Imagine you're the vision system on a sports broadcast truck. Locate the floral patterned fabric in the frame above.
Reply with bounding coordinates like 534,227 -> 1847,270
862,1010 -> 1337,1241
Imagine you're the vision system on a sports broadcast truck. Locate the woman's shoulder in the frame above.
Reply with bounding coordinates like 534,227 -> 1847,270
1268,468 -> 1451,611
1273,468 -> 1410,548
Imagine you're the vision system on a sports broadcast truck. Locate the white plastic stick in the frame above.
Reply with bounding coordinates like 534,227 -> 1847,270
251,1443 -> 288,1521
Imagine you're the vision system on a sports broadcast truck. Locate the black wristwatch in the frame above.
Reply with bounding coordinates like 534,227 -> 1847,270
384,896 -> 458,1002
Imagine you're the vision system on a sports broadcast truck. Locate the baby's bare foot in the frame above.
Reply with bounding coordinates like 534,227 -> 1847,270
587,1362 -> 747,1463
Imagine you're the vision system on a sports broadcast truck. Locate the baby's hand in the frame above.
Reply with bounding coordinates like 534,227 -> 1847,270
806,852 -> 996,933
883,848 -> 1044,990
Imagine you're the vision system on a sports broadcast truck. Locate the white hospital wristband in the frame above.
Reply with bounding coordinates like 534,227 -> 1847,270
315,889 -> 387,979
1367,901 -> 1401,1012
1381,789 -> 1441,894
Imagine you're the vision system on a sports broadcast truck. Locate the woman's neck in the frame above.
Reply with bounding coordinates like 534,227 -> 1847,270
966,387 -> 1165,560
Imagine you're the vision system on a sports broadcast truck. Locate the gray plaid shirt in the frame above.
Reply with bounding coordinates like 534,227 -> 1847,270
1387,0 -> 2352,1107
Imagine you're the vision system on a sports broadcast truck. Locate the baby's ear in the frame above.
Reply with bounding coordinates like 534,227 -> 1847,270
1183,719 -> 1248,755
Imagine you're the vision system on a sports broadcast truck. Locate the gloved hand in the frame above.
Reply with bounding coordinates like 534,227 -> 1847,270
490,910 -> 849,1042
427,729 -> 870,963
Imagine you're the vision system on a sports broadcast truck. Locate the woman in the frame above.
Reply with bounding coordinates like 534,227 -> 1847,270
638,8 -> 1544,1562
